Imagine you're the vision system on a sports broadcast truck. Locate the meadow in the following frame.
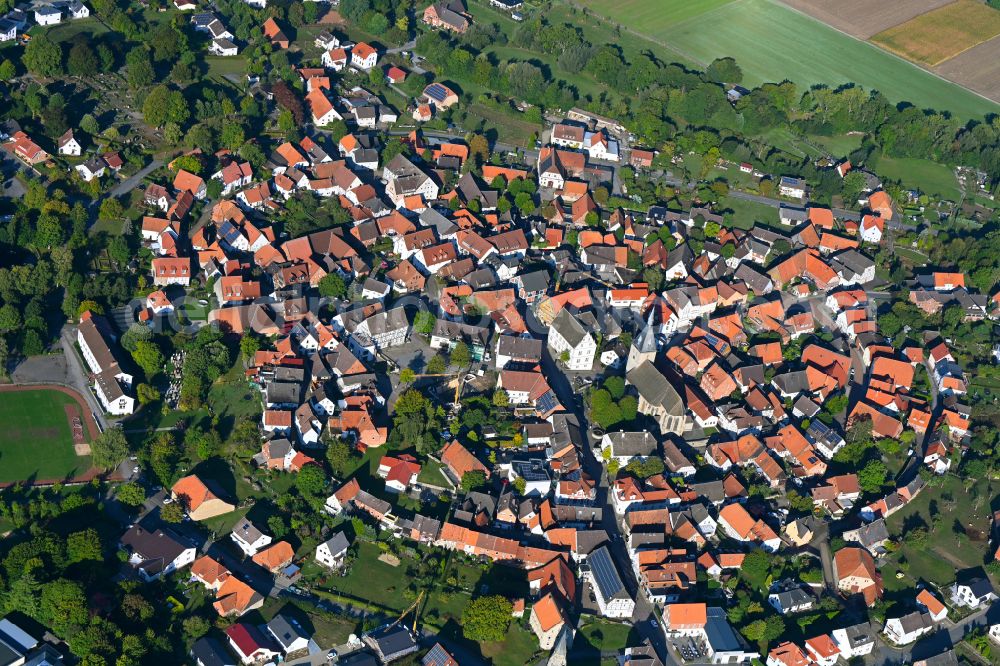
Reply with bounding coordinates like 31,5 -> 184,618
572,0 -> 1000,119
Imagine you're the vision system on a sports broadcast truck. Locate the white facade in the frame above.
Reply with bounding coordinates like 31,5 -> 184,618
34,8 -> 62,25
315,538 -> 348,569
547,317 -> 596,372
129,544 -> 196,582
59,137 -> 81,156
230,525 -> 272,556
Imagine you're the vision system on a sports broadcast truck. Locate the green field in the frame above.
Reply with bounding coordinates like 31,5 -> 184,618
0,389 -> 92,483
574,0 -> 1000,120
870,155 -> 961,200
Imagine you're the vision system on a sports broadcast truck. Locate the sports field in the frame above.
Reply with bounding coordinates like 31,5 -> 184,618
871,0 -> 1000,66
573,0 -> 1000,119
0,388 -> 93,483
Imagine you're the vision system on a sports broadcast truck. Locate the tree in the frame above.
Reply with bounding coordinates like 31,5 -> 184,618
318,273 -> 348,299
23,35 -> 62,78
461,470 -> 487,493
39,579 -> 88,635
450,341 -> 471,368
67,42 -> 98,77
66,528 -> 102,563
492,388 -> 509,408
296,464 -> 327,496
706,57 -> 742,84
0,305 -> 21,333
427,354 -> 447,374
116,482 -> 146,507
462,595 -> 512,642
400,368 -> 416,384
79,113 -> 99,136
858,459 -> 888,495
842,170 -> 867,206
326,438 -> 357,476
98,197 -> 124,221
126,47 -> 155,88
160,501 -> 184,522
131,340 -> 164,378
143,85 -> 188,127
0,59 -> 15,81
413,311 -> 436,335
92,428 -> 128,471
739,550 -> 772,591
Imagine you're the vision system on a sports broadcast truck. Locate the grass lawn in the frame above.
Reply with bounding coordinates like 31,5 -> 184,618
574,0 -> 1000,120
417,457 -> 448,486
34,17 -> 109,42
466,103 -> 539,147
205,56 -> 248,78
720,194 -> 780,229
893,246 -> 929,265
0,389 -> 92,483
806,132 -> 864,157
479,618 -> 542,666
884,474 -> 994,587
575,617 -> 637,653
324,541 -> 416,611
869,155 -> 961,200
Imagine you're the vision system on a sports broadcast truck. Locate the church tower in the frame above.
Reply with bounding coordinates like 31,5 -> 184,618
626,310 -> 658,373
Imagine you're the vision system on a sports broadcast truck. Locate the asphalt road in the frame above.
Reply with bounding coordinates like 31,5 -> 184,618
89,158 -> 163,214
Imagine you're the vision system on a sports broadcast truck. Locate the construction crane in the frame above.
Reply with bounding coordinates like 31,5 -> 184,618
387,590 -> 425,633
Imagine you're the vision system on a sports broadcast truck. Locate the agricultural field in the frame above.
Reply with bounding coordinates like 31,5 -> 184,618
0,388 -> 93,483
573,0 -> 1000,119
935,36 -> 1000,102
870,0 -> 1000,66
780,0 -> 955,39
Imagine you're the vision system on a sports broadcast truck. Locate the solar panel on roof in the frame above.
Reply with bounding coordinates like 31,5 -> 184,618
589,546 -> 624,599
535,391 -> 559,415
425,83 -> 449,102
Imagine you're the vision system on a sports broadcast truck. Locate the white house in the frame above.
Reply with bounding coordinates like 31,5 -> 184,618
265,615 -> 311,655
951,578 -> 997,609
0,20 -> 17,42
830,623 -> 876,659
67,1 -> 90,19
230,520 -> 272,556
77,311 -> 135,415
351,42 -> 378,70
58,130 -> 81,156
209,38 -> 239,56
767,586 -> 815,615
120,525 -> 197,582
584,130 -> 619,162
315,532 -> 350,570
882,611 -> 934,645
75,158 -> 106,182
859,214 -> 883,244
322,47 -> 348,71
779,176 -> 807,200
547,308 -> 597,372
34,6 -> 62,25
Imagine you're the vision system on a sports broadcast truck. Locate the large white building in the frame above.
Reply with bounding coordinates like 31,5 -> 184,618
547,308 -> 596,372
77,311 -> 135,415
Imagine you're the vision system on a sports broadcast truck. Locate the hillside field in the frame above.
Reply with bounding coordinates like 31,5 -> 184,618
572,0 -> 1000,119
